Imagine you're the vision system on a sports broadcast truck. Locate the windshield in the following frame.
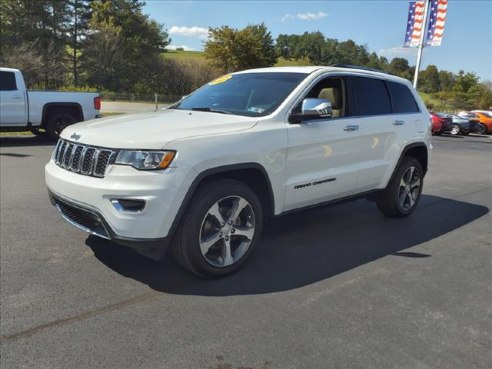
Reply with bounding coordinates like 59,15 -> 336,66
171,72 -> 308,117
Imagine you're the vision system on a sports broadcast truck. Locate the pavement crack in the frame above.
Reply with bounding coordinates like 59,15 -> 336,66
0,291 -> 160,343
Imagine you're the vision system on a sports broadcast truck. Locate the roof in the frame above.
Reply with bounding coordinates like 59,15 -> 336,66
0,67 -> 21,73
234,65 -> 409,84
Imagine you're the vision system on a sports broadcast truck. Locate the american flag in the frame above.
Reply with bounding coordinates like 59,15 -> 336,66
425,0 -> 448,46
404,1 -> 426,48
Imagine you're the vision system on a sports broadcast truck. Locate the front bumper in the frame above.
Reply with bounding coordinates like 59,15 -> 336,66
45,159 -> 195,258
48,190 -> 170,259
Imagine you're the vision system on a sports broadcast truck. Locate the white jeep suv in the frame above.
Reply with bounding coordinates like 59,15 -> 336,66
45,66 -> 431,277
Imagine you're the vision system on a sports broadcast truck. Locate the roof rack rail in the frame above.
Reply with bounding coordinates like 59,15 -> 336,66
330,64 -> 387,74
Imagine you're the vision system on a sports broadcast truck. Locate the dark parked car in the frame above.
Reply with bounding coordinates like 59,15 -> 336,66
430,112 -> 452,135
447,114 -> 477,135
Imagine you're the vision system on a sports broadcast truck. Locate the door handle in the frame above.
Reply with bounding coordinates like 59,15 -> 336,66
12,95 -> 23,100
393,120 -> 405,126
343,125 -> 359,131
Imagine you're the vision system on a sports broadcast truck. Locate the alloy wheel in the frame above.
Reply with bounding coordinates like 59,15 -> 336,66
398,166 -> 421,211
199,196 -> 255,267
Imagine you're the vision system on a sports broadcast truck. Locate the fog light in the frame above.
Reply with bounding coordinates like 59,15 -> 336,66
111,199 -> 146,213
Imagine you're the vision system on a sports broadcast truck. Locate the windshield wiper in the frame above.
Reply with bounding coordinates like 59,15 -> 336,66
191,107 -> 232,115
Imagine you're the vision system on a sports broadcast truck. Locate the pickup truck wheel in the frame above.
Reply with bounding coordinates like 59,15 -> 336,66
46,111 -> 77,139
377,157 -> 423,218
172,179 -> 263,277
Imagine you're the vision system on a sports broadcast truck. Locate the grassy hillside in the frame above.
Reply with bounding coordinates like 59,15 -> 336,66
163,50 -> 205,60
162,50 -> 313,67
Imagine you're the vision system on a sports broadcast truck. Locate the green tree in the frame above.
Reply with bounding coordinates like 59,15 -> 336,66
205,23 -> 277,72
419,65 -> 440,93
388,58 -> 412,81
0,0 -> 72,89
80,0 -> 170,91
453,70 -> 479,93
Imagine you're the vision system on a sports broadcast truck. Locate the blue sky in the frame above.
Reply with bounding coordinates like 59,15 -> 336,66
143,0 -> 492,81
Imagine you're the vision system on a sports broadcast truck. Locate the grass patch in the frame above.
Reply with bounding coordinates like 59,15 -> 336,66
0,131 -> 34,136
163,51 -> 205,60
276,57 -> 312,67
101,112 -> 125,117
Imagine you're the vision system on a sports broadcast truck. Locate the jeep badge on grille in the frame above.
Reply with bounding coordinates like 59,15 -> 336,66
70,133 -> 81,141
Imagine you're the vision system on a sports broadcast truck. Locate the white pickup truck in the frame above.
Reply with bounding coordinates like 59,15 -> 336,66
0,67 -> 101,138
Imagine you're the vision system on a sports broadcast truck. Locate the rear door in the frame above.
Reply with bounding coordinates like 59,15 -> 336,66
348,76 -> 418,192
0,71 -> 27,126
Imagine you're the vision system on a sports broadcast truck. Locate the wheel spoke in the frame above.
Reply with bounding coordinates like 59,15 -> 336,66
222,239 -> 234,266
407,193 -> 415,208
208,202 -> 225,225
406,167 -> 415,184
228,197 -> 249,223
233,226 -> 255,241
399,191 -> 407,208
200,231 -> 222,255
410,178 -> 420,189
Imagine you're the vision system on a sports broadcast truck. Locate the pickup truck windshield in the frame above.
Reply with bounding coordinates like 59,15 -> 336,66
171,72 -> 307,117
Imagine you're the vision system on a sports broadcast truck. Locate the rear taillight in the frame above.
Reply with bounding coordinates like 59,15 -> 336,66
94,96 -> 101,110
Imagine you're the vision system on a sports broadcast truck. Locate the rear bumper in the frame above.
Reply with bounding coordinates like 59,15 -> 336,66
48,190 -> 171,260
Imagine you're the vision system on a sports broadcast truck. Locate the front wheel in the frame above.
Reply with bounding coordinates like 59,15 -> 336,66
377,157 -> 423,218
172,179 -> 263,277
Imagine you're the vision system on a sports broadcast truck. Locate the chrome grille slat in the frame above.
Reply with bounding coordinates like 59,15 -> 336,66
53,139 -> 116,178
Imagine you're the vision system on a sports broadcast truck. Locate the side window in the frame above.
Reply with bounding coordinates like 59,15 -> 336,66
349,77 -> 391,116
293,77 -> 347,118
386,81 -> 420,113
0,71 -> 17,91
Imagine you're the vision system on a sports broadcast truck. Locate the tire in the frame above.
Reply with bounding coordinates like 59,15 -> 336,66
377,157 -> 423,218
172,178 -> 263,277
45,111 -> 77,139
477,123 -> 487,135
29,127 -> 46,136
450,124 -> 460,135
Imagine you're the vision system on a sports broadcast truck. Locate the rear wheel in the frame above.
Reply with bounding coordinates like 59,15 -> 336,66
172,179 -> 263,277
450,124 -> 460,135
377,157 -> 423,218
477,123 -> 487,135
45,111 -> 77,139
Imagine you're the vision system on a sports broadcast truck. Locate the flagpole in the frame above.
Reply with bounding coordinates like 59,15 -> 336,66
413,0 -> 430,88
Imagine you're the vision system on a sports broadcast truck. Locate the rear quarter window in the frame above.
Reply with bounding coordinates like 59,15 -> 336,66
386,81 -> 420,113
349,77 -> 391,116
0,71 -> 17,91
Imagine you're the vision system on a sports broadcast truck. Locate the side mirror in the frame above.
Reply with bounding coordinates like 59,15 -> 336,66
289,98 -> 333,124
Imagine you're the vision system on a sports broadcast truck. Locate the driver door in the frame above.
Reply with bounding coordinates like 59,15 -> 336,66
283,76 -> 363,211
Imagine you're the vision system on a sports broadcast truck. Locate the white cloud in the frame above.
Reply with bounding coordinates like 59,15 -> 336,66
165,45 -> 196,51
379,46 -> 418,58
169,26 -> 208,39
281,11 -> 328,22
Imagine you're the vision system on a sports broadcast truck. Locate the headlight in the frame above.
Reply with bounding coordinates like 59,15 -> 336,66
114,150 -> 176,170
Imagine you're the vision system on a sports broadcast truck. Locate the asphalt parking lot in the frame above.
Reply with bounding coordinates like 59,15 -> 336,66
1,134 -> 491,369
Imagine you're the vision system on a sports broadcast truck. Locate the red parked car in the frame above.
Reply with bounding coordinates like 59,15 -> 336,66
430,112 -> 452,135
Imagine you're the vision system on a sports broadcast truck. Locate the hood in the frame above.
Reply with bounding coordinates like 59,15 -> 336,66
60,109 -> 257,149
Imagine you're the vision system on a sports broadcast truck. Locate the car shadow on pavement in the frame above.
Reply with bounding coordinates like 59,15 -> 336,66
87,195 -> 488,296
0,135 -> 56,147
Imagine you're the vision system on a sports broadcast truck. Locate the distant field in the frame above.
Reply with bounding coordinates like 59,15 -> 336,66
162,50 -> 313,67
163,51 -> 206,60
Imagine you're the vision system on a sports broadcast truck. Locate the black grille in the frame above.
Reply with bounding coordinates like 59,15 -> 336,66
54,197 -> 109,238
54,139 -> 116,178
94,150 -> 113,177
